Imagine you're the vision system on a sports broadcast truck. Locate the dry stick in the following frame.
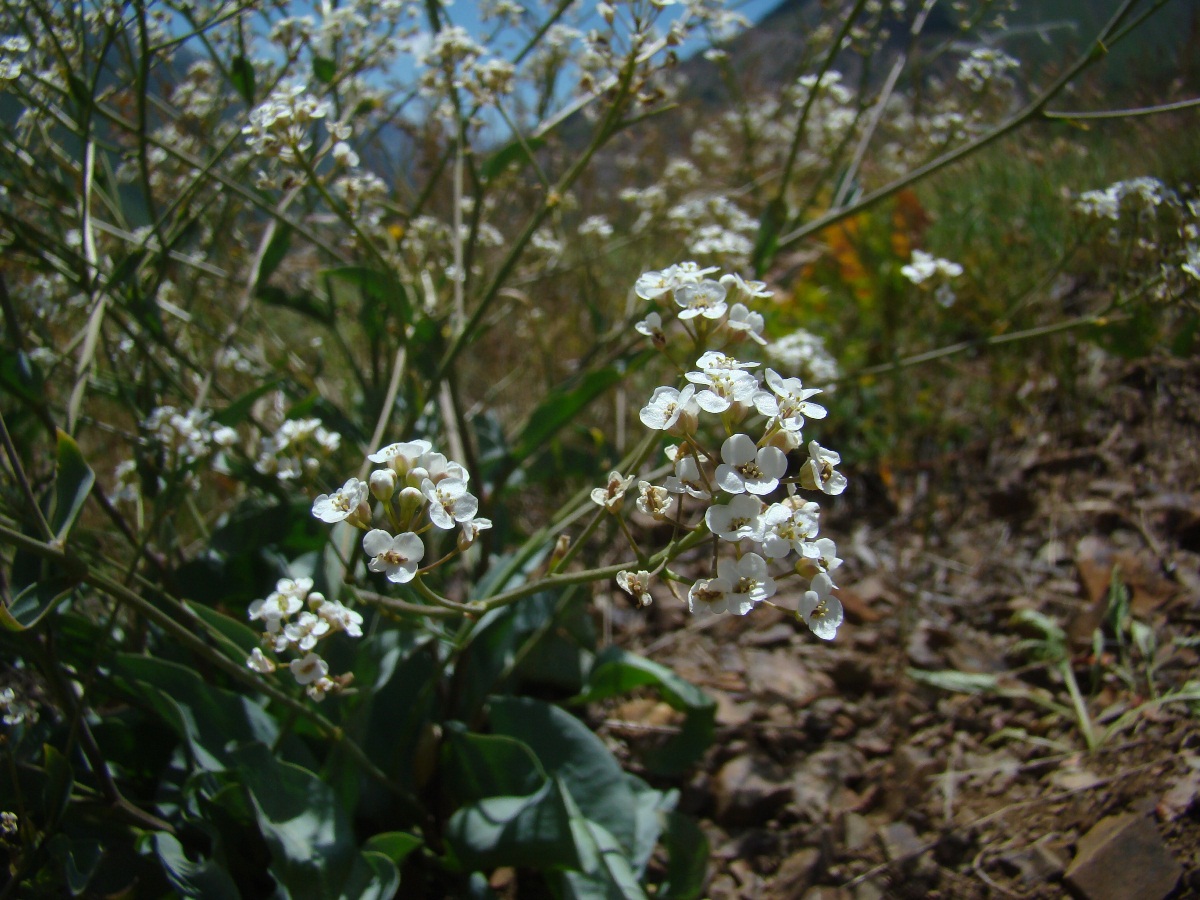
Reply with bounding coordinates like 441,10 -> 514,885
65,138 -> 105,436
774,0 -> 1145,252
1043,95 -> 1200,120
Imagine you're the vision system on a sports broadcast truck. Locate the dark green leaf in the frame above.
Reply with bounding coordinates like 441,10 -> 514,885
153,832 -> 240,900
510,366 -> 624,464
489,697 -> 638,857
256,224 -> 293,289
751,197 -> 788,278
229,55 -> 256,104
185,602 -> 262,657
575,648 -> 715,776
338,850 -> 400,900
51,429 -> 95,543
313,55 -> 337,83
483,136 -> 547,181
362,832 -> 423,866
231,742 -> 357,900
0,349 -> 46,406
47,834 -> 103,896
445,779 -> 580,872
256,284 -> 334,324
657,811 -> 708,900
0,580 -> 75,632
213,379 -> 284,427
325,265 -> 411,321
442,723 -> 546,806
41,743 -> 74,826
554,782 -> 648,899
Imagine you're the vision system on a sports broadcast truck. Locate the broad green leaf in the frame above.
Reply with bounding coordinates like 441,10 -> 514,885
482,136 -> 547,181
52,429 -> 94,543
229,55 -> 256,104
153,832 -> 240,900
657,811 -> 708,900
445,779 -> 581,873
185,602 -> 262,657
42,744 -> 74,826
751,197 -> 788,278
231,742 -> 357,900
362,832 -> 423,866
510,367 -> 624,465
256,224 -> 293,289
552,781 -> 647,900
442,723 -> 546,806
256,284 -> 334,324
489,697 -> 638,858
47,834 -> 103,897
575,648 -> 715,776
337,850 -> 401,900
114,655 -> 279,772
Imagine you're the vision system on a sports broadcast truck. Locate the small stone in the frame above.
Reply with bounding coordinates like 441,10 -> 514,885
765,847 -> 822,899
712,755 -> 792,827
1064,812 -> 1181,900
997,838 -> 1067,886
842,812 -> 871,852
880,821 -> 924,862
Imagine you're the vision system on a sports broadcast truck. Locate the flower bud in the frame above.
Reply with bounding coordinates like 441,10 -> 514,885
396,485 -> 425,525
370,468 -> 396,501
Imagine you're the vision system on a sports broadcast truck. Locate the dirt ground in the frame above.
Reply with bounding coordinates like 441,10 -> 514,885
601,350 -> 1200,898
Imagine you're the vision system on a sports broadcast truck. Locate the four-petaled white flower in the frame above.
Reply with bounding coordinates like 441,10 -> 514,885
721,552 -> 776,612
760,368 -> 827,433
635,311 -> 666,346
636,481 -> 674,520
724,303 -> 767,344
799,441 -> 847,496
246,647 -> 276,674
363,529 -> 424,582
422,477 -> 479,529
290,652 -> 329,685
591,470 -> 635,513
799,572 -> 843,640
663,454 -> 710,498
704,494 -> 765,541
616,570 -> 653,607
686,366 -> 759,414
639,384 -> 698,433
367,439 -> 432,474
312,477 -> 368,523
714,433 -> 788,495
674,279 -> 728,320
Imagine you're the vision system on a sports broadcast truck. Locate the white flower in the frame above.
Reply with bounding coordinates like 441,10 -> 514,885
799,572 -> 843,640
289,652 -> 329,686
674,279 -> 727,320
639,384 -> 698,433
368,439 -> 432,474
422,478 -> 479,529
686,367 -> 760,414
283,611 -> 331,651
1182,245 -> 1200,281
363,529 -> 424,583
316,599 -> 364,637
705,494 -> 766,542
760,501 -> 820,558
760,368 -> 827,432
687,575 -> 733,616
591,470 -> 635,513
714,434 -> 788,496
721,552 -> 776,611
636,481 -> 674,520
635,270 -> 675,300
312,477 -> 368,523
246,648 -> 276,674
663,454 -> 710,498
799,441 -> 847,496
616,570 -> 653,607
724,302 -> 767,344
248,585 -> 305,633
635,311 -> 666,345
695,350 -> 758,371
719,272 -> 772,300
458,516 -> 493,549
901,249 -> 963,285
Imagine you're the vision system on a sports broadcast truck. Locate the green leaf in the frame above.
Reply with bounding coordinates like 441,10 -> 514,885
907,668 -> 1000,694
575,648 -> 715,776
324,265 -> 410,321
0,348 -> 46,406
362,832 -> 423,866
255,224 -> 293,289
185,601 -> 262,658
42,743 -> 74,826
553,782 -> 648,900
0,580 -> 76,632
213,379 -> 284,427
229,55 -> 256,104
445,779 -> 581,873
51,429 -> 95,543
483,136 -> 547,181
657,811 -> 708,900
442,723 -> 546,805
256,284 -> 334,324
751,197 -> 788,278
338,850 -> 401,900
313,55 -> 337,84
489,697 -> 638,858
231,742 -> 358,900
114,654 -> 279,772
153,832 -> 240,900
510,366 -> 624,464
47,834 -> 103,897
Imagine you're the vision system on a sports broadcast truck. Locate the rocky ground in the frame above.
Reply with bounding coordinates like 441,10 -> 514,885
601,351 -> 1200,898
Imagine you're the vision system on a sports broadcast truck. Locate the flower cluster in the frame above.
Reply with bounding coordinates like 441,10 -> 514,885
1075,177 -> 1174,222
254,416 -> 342,484
955,48 -> 1020,92
243,81 -> 333,165
129,405 -> 238,493
311,439 -> 490,584
621,263 -> 847,640
246,577 -> 362,701
900,249 -> 965,307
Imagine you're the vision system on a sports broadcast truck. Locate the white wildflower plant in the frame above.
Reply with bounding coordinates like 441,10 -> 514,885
619,262 -> 850,641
